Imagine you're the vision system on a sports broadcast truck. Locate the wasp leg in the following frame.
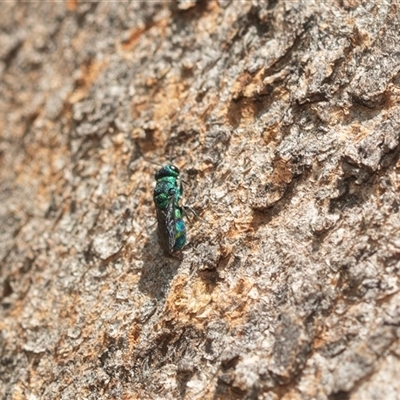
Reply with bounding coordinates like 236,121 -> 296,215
182,204 -> 205,222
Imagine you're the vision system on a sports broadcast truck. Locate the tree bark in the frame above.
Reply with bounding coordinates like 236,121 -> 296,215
1,1 -> 400,399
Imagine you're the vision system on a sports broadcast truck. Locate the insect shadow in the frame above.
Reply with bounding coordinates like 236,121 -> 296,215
137,248 -> 182,301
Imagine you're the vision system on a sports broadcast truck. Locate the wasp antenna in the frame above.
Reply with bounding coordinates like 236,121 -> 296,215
182,205 -> 206,222
167,154 -> 176,165
165,142 -> 178,165
136,146 -> 164,167
144,156 -> 164,167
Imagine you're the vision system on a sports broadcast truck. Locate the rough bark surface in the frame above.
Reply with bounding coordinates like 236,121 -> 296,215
1,1 -> 400,399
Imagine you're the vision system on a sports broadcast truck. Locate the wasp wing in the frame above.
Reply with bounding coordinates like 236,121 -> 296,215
156,193 -> 177,253
165,194 -> 177,252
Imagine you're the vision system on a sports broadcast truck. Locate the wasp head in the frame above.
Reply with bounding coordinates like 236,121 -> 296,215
155,165 -> 180,180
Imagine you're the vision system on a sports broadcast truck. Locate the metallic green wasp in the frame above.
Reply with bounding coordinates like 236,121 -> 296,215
153,165 -> 186,254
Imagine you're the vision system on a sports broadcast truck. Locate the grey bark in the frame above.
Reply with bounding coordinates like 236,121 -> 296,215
1,1 -> 400,399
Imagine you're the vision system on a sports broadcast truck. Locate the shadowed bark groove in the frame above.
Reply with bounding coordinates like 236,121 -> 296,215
1,1 -> 400,399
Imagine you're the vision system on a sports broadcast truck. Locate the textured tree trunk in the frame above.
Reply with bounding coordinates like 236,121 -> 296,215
1,1 -> 400,399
